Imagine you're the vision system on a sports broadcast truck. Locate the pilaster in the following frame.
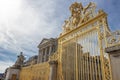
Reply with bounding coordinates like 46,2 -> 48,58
49,61 -> 58,80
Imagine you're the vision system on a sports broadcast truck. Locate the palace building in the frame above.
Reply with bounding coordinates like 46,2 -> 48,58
37,38 -> 58,63
4,2 -> 120,80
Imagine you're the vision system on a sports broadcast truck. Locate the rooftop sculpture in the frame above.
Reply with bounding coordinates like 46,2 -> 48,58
13,52 -> 25,68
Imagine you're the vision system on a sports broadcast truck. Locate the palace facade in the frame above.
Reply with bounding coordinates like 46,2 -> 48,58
37,38 -> 58,63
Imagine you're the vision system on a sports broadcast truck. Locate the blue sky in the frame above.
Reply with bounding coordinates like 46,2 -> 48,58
0,0 -> 120,73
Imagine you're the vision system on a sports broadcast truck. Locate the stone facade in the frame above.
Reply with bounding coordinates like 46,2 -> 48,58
105,44 -> 120,80
5,68 -> 20,80
37,38 -> 58,63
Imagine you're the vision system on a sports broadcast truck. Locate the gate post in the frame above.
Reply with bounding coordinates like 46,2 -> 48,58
105,44 -> 120,80
49,61 -> 58,80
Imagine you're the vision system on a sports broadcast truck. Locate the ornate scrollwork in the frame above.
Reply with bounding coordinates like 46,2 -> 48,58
107,31 -> 120,46
49,52 -> 58,61
62,2 -> 97,34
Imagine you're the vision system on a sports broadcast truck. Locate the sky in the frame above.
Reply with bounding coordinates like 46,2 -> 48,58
0,0 -> 120,73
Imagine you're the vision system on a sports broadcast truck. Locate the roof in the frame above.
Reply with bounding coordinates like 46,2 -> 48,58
37,38 -> 57,48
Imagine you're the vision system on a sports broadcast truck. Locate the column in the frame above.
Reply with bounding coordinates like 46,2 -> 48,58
49,46 -> 52,55
46,47 -> 49,61
38,49 -> 41,63
105,44 -> 120,80
40,49 -> 43,63
41,49 -> 44,63
49,61 -> 58,80
45,48 -> 47,62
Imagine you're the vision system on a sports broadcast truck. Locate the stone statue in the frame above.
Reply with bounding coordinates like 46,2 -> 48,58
14,52 -> 25,67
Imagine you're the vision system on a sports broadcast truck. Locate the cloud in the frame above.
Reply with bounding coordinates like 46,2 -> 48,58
0,61 -> 14,73
0,0 -> 60,72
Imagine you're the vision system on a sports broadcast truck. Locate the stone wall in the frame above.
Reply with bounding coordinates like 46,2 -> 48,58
105,44 -> 120,80
19,62 -> 50,80
5,68 -> 20,80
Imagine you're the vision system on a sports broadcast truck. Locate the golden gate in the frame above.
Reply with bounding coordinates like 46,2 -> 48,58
57,2 -> 112,80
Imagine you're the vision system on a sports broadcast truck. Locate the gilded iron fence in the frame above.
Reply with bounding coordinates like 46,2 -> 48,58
58,11 -> 112,80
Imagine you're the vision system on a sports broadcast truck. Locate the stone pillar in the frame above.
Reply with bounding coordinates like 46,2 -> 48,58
105,45 -> 120,80
40,50 -> 42,63
46,47 -> 49,61
41,50 -> 44,63
45,48 -> 47,61
49,46 -> 52,55
37,49 -> 41,63
49,61 -> 58,80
